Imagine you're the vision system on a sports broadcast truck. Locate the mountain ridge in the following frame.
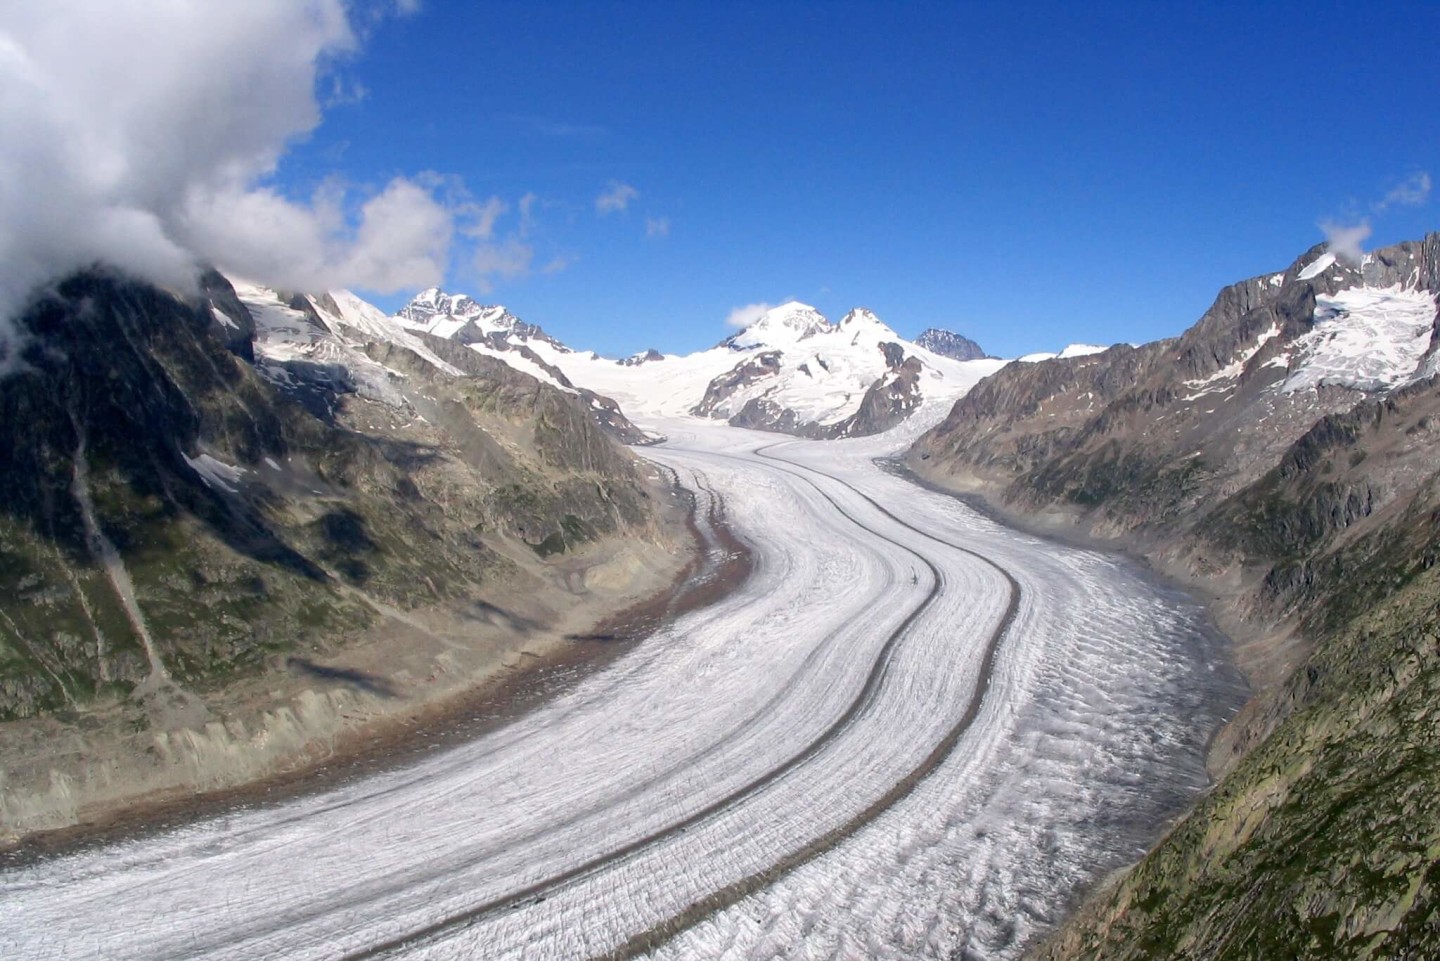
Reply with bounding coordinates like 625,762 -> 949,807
392,291 -> 1007,439
0,266 -> 693,839
907,231 -> 1440,959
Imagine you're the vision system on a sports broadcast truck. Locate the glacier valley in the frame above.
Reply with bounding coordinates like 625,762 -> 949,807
2,408 -> 1245,960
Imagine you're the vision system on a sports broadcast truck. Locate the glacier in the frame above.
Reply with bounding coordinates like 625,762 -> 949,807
0,404 -> 1244,961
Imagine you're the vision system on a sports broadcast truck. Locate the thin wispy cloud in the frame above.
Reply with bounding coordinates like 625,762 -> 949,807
1318,170 -> 1431,262
472,238 -> 534,293
596,181 -> 639,215
323,74 -> 369,108
646,216 -> 671,238
505,115 -> 609,139
1375,171 -> 1431,213
518,192 -> 539,237
461,196 -> 507,240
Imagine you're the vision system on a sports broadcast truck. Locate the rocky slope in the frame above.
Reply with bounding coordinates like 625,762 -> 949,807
393,287 -> 651,443
0,268 -> 688,837
908,233 -> 1440,958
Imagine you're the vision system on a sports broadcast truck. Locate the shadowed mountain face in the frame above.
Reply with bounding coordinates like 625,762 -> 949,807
910,234 -> 1440,959
0,269 -> 662,720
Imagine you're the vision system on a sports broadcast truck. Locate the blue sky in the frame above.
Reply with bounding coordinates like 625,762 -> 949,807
283,1 -> 1437,357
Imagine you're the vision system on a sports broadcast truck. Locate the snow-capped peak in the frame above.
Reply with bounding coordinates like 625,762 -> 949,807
395,288 -> 522,341
727,302 -> 833,350
837,307 -> 900,344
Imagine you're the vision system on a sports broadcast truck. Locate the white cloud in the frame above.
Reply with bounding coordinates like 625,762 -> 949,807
596,180 -> 639,215
462,196 -> 508,240
646,216 -> 671,238
0,0 -> 453,355
726,302 -> 776,329
518,192 -> 540,236
1376,171 -> 1431,212
1320,219 -> 1373,263
336,178 -> 452,291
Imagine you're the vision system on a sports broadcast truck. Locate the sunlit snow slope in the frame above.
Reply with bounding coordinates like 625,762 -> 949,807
389,290 -> 1007,433
2,406 -> 1242,961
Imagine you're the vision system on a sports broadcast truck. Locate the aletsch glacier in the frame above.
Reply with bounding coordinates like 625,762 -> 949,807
2,397 -> 1244,960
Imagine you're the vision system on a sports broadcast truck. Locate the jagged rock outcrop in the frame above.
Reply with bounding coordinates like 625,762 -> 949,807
619,348 -> 664,366
692,351 -> 783,419
831,353 -> 925,437
915,327 -> 987,361
913,236 -> 1440,542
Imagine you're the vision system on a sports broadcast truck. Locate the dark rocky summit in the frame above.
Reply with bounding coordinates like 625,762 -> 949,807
915,326 -> 987,361
909,233 -> 1440,959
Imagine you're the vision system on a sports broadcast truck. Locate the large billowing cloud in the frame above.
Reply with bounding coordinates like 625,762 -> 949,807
0,0 -> 450,360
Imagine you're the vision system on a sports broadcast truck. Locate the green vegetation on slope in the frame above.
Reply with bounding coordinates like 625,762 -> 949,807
1037,567 -> 1440,961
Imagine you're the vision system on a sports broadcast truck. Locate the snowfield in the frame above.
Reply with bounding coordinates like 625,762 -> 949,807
1281,285 -> 1439,393
2,405 -> 1243,961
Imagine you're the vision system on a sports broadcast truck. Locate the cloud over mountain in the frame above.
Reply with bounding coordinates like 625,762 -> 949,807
0,0 -> 453,357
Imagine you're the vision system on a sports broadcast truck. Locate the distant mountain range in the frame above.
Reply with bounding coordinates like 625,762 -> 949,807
393,292 -> 1011,438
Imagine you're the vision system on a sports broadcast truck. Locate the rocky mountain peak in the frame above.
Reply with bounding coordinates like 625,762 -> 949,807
915,327 -> 987,361
394,288 -> 537,347
397,288 -> 513,329
838,307 -> 882,327
619,348 -> 666,367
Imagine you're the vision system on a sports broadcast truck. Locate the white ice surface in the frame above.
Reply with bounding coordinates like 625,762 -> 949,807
465,341 -> 575,393
2,405 -> 1241,961
1281,285 -> 1438,393
228,280 -> 459,407
324,289 -> 462,377
726,302 -> 831,349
